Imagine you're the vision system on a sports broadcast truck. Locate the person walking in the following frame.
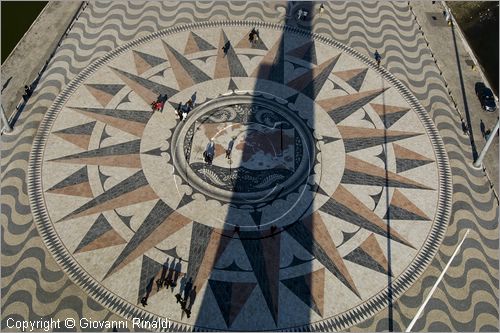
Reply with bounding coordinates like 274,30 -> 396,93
249,28 -> 256,45
156,278 -> 163,292
319,3 -> 325,16
225,137 -> 235,159
204,140 -> 215,164
222,40 -> 231,57
374,50 -> 382,67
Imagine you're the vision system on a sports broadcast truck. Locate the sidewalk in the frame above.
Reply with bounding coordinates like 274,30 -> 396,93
1,1 -> 83,122
410,1 -> 499,196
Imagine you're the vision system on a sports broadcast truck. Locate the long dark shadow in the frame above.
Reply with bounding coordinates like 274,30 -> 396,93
190,1 -> 318,330
381,77 -> 394,332
450,22 -> 478,160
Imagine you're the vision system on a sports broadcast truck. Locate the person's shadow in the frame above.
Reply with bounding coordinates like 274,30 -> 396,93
172,258 -> 182,292
1,77 -> 12,93
183,277 -> 193,302
165,258 -> 176,287
187,286 -> 197,311
185,286 -> 197,318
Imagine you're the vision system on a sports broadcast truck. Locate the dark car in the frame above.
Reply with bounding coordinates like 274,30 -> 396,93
475,82 -> 497,112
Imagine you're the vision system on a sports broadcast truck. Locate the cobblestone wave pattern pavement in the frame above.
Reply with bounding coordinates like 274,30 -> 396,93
2,1 -> 498,332
27,20 -> 451,331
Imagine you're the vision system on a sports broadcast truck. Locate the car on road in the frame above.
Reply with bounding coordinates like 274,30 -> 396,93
475,82 -> 497,112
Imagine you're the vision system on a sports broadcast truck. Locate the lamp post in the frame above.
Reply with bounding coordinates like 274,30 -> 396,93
473,118 -> 499,168
1,104 -> 13,133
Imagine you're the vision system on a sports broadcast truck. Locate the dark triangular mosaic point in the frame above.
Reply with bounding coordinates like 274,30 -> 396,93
133,50 -> 166,68
320,135 -> 340,145
286,93 -> 300,105
228,78 -> 239,91
346,68 -> 368,91
191,32 -> 217,52
143,147 -> 165,157
382,110 -> 409,128
186,222 -> 213,281
208,280 -> 256,328
396,158 -> 434,173
74,214 -> 112,253
137,256 -> 163,302
104,199 -> 174,279
176,193 -> 194,210
53,121 -> 96,136
250,210 -> 262,227
384,205 -> 429,221
344,246 -> 389,275
110,66 -> 179,99
281,273 -> 322,316
47,166 -> 89,192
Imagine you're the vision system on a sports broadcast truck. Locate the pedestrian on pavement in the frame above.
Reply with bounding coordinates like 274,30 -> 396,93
319,3 -> 325,16
253,31 -> 259,46
485,129 -> 491,140
140,296 -> 148,307
156,278 -> 163,292
461,118 -> 469,135
226,136 -> 236,159
204,140 -> 215,164
22,85 -> 32,101
444,9 -> 452,25
154,101 -> 163,112
181,100 -> 192,120
176,102 -> 183,119
249,28 -> 256,45
374,50 -> 381,67
297,8 -> 308,21
222,40 -> 231,57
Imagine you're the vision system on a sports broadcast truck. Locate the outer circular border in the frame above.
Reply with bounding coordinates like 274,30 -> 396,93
28,21 -> 452,332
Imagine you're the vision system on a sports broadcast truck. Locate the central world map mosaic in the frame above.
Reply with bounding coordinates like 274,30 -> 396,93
28,22 -> 451,331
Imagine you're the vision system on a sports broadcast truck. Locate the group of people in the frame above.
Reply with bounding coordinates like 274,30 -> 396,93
22,85 -> 32,102
150,94 -> 167,112
176,99 -> 194,120
151,93 -> 197,122
202,136 -> 236,165
139,258 -> 197,318
297,8 -> 309,21
155,257 -> 182,293
175,278 -> 197,318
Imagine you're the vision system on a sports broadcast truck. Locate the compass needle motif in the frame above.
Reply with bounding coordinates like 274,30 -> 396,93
30,23 -> 451,331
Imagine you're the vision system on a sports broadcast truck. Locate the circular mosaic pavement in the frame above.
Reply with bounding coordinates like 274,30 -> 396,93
29,22 -> 451,331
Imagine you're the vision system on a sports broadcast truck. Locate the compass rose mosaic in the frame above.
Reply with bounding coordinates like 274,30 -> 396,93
28,22 -> 451,331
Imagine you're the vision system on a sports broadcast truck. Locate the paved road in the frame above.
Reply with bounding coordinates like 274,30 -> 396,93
1,1 -> 498,332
